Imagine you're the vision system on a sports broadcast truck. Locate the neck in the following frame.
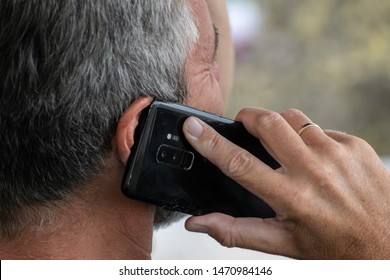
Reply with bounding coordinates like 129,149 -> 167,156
0,198 -> 155,260
0,155 -> 156,260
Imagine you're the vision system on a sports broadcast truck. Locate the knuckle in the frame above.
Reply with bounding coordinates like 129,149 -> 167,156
329,131 -> 370,153
200,124 -> 257,180
346,135 -> 371,152
203,127 -> 222,151
303,158 -> 341,196
208,215 -> 237,248
219,231 -> 235,248
311,165 -> 333,189
225,149 -> 254,179
323,142 -> 346,160
281,108 -> 304,121
255,111 -> 284,132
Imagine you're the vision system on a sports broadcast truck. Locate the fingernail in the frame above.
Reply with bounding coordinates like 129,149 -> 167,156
185,117 -> 203,139
186,222 -> 209,234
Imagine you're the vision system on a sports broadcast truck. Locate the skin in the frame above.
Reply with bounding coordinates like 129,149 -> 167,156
183,108 -> 390,259
0,144 -> 156,259
185,0 -> 225,115
205,0 -> 235,105
0,0 -> 225,259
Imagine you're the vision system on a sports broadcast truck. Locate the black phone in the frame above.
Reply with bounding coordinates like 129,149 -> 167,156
121,100 -> 279,218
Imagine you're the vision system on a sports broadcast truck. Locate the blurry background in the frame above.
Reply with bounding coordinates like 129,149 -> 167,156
226,0 -> 390,155
153,0 -> 390,259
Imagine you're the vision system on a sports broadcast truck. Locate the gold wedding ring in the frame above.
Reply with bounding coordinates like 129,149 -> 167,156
298,122 -> 321,136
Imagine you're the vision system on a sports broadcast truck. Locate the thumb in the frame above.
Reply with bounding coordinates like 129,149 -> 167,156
185,213 -> 296,257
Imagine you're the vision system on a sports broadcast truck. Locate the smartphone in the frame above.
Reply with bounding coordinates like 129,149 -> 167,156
121,100 -> 279,218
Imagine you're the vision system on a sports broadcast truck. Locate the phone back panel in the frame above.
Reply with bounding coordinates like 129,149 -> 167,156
121,101 -> 279,218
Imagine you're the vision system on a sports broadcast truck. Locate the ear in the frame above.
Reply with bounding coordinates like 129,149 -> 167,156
115,97 -> 153,166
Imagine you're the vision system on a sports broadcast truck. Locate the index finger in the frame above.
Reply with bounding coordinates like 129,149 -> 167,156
183,116 -> 290,209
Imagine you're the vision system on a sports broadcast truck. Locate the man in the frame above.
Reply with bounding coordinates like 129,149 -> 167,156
0,0 -> 232,259
4,0 -> 386,260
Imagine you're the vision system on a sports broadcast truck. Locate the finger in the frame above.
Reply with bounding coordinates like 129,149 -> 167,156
280,109 -> 327,147
183,116 -> 288,206
323,129 -> 351,143
185,214 -> 297,258
324,129 -> 380,162
235,108 -> 309,168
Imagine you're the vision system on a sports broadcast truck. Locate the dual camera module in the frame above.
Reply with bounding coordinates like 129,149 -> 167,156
156,144 -> 194,170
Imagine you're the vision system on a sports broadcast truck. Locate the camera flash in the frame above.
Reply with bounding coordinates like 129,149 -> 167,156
167,133 -> 180,141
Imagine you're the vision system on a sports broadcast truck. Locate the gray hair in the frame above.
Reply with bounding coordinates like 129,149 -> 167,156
0,0 -> 197,238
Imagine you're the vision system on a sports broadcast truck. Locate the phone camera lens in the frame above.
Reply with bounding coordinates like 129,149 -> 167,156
160,149 -> 167,159
172,152 -> 181,165
157,145 -> 194,170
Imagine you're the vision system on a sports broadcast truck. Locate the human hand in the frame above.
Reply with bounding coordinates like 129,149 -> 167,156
182,108 -> 390,259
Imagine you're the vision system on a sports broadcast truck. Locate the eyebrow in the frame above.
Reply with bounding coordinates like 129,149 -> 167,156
212,24 -> 220,61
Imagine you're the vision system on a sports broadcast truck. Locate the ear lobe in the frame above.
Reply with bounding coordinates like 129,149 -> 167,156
115,97 -> 153,166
